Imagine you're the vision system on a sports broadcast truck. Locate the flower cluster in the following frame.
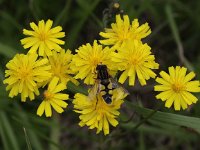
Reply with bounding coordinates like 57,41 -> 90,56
4,20 -> 76,117
70,14 -> 158,134
3,13 -> 200,136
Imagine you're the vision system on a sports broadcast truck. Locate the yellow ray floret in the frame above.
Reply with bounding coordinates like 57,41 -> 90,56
73,88 -> 127,135
3,53 -> 52,102
70,40 -> 115,85
99,14 -> 151,50
21,19 -> 65,56
154,66 -> 200,110
37,77 -> 69,117
112,40 -> 159,86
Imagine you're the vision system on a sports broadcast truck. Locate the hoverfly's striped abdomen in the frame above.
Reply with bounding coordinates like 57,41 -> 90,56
96,64 -> 113,104
100,81 -> 113,104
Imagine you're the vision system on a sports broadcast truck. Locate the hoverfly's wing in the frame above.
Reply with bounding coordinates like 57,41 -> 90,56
109,77 -> 129,99
110,78 -> 129,95
88,80 -> 102,100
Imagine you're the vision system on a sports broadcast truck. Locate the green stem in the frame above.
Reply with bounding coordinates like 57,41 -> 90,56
131,108 -> 158,131
49,113 -> 60,150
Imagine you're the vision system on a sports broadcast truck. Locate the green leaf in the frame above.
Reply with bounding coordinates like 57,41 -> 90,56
67,81 -> 88,95
49,114 -> 60,150
131,103 -> 200,133
121,122 -> 196,140
0,112 -> 20,150
0,119 -> 10,150
0,42 -> 17,58
67,0 -> 100,49
13,104 -> 44,150
0,11 -> 22,31
165,4 -> 194,71
54,0 -> 72,26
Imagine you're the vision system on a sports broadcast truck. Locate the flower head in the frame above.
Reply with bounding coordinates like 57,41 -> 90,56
73,88 -> 126,135
71,40 -> 115,85
46,49 -> 78,86
37,77 -> 69,117
99,14 -> 151,50
3,53 -> 51,101
21,20 -> 65,56
154,66 -> 200,110
112,40 -> 159,86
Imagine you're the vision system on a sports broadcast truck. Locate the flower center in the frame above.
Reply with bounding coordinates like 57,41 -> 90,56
52,65 -> 62,77
92,58 -> 100,66
39,32 -> 47,41
118,30 -> 131,41
19,68 -> 31,79
172,83 -> 185,93
44,90 -> 54,100
129,56 -> 140,66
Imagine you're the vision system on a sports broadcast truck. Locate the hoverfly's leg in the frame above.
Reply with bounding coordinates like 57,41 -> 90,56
94,83 -> 102,109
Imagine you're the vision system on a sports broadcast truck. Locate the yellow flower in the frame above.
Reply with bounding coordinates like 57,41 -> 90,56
21,19 -> 65,56
99,14 -> 151,50
73,88 -> 126,135
71,40 -> 115,85
46,49 -> 78,86
3,53 -> 51,102
37,77 -> 69,117
112,40 -> 159,86
154,66 -> 200,110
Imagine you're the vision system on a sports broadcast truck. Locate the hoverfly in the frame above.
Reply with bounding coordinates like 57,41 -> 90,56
89,64 -> 128,104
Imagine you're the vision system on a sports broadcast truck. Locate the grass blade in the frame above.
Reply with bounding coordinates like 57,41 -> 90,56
0,112 -> 20,150
131,103 -> 200,133
23,127 -> 33,150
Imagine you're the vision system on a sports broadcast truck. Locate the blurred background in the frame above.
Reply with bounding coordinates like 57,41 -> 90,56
1,0 -> 200,149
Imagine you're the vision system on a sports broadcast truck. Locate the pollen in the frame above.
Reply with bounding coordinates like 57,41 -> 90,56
43,90 -> 54,100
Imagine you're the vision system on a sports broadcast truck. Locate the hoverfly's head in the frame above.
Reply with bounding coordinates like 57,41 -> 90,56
96,64 -> 107,71
96,64 -> 109,80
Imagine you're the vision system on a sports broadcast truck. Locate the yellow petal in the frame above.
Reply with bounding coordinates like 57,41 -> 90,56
183,72 -> 195,83
48,77 -> 59,92
174,95 -> 181,111
54,93 -> 69,100
119,70 -> 128,84
37,101 -> 46,116
50,101 -> 64,113
45,102 -> 52,117
103,116 -> 109,135
165,93 -> 176,108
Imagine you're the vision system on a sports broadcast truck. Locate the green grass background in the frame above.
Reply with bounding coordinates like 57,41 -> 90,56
0,0 -> 200,149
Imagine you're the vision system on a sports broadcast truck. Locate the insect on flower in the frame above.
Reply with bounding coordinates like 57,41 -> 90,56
89,64 -> 128,104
